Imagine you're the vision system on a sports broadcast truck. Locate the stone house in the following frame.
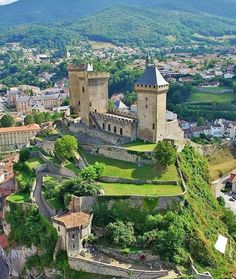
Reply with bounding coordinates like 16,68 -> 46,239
52,212 -> 93,256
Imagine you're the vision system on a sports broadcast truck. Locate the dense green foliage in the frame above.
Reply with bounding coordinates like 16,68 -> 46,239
106,221 -> 136,246
54,135 -> 78,161
43,175 -> 101,209
0,114 -> 15,127
155,140 -> 177,167
6,203 -> 57,262
80,162 -> 105,181
0,2 -> 236,49
19,148 -> 30,162
93,145 -> 236,277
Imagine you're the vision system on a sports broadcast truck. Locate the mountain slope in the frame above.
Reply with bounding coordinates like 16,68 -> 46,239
69,6 -> 236,47
0,0 -> 235,26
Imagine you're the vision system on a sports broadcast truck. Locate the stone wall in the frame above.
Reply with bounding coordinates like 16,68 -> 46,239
190,258 -> 212,279
81,144 -> 155,165
99,176 -> 177,185
190,140 -> 236,156
166,120 -> 185,151
69,195 -> 184,214
91,111 -> 137,140
68,255 -> 168,279
66,120 -> 130,145
31,151 -> 75,177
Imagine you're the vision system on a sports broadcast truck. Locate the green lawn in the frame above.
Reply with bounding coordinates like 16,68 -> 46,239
187,92 -> 234,103
16,171 -> 35,192
81,152 -> 178,181
25,157 -> 45,170
100,182 -> 182,196
6,193 -> 29,203
122,139 -> 156,152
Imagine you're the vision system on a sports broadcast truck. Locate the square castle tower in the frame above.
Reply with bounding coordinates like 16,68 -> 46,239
68,62 -> 184,144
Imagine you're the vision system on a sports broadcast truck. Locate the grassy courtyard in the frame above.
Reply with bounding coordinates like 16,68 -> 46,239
25,157 -> 45,170
122,139 -> 156,152
81,151 -> 178,181
6,193 -> 29,203
100,182 -> 182,196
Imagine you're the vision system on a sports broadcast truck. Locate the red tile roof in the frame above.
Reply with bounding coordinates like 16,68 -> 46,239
52,212 -> 91,229
0,124 -> 40,134
0,234 -> 8,249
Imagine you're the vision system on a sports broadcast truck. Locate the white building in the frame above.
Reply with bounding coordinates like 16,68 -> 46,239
210,124 -> 224,137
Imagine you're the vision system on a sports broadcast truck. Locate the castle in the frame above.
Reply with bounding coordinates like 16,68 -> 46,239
68,59 -> 184,145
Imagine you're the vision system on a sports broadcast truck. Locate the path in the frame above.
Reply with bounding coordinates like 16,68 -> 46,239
34,173 -> 51,219
33,172 -> 65,219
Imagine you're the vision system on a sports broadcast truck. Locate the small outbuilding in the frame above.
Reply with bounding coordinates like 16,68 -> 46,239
52,211 -> 93,256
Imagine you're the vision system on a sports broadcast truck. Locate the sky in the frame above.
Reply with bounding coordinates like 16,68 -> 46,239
0,0 -> 18,5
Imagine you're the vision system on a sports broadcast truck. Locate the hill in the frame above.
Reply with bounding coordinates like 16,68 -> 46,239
68,6 -> 236,47
2,5 -> 236,49
0,0 -> 235,26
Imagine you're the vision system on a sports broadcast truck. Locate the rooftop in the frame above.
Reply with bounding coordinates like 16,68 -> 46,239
0,124 -> 40,134
52,212 -> 91,229
136,65 -> 169,87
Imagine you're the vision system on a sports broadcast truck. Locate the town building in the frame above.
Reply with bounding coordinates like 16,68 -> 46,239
52,211 -> 93,256
16,93 -> 68,114
68,59 -> 184,145
0,124 -> 40,148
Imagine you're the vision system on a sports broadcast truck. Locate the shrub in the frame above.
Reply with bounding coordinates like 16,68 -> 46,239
154,140 -> 176,167
106,220 -> 136,246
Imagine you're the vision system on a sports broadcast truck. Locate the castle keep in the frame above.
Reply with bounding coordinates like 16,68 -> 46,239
68,61 -> 184,144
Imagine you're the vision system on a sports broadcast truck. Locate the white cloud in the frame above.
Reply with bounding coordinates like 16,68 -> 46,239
0,0 -> 18,5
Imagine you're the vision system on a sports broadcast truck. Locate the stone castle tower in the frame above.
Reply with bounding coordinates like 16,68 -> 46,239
135,58 -> 169,143
68,64 -> 110,126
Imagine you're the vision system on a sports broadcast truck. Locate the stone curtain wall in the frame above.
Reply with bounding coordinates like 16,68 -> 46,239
65,119 -> 131,145
81,144 -> 155,165
69,195 -> 183,213
99,176 -> 177,185
68,255 -> 168,279
165,120 -> 185,151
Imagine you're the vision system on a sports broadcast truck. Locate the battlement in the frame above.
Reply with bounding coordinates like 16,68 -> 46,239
91,112 -> 138,126
68,64 -> 109,79
108,109 -> 138,120
68,64 -> 92,72
87,72 -> 110,79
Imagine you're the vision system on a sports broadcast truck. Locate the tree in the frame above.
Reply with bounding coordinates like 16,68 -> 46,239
197,117 -> 205,127
58,176 -> 101,201
33,112 -> 45,124
80,162 -> 105,181
106,221 -> 136,246
54,135 -> 78,161
154,140 -> 177,167
19,148 -> 30,162
24,115 -> 35,125
0,114 -> 15,127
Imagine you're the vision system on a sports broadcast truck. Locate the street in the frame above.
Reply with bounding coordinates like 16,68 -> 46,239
213,174 -> 236,214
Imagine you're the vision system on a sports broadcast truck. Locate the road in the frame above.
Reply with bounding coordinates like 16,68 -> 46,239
212,174 -> 236,214
34,173 -> 52,219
